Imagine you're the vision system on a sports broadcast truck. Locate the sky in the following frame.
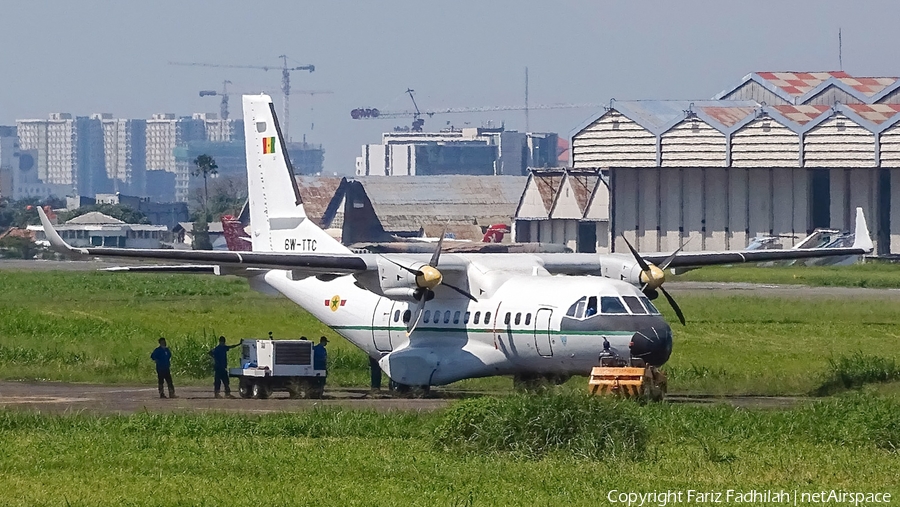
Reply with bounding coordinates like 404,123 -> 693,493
1,0 -> 897,175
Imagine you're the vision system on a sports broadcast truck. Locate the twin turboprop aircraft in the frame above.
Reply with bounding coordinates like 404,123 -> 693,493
37,95 -> 875,390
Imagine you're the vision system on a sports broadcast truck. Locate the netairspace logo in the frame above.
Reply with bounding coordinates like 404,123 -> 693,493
606,489 -> 892,506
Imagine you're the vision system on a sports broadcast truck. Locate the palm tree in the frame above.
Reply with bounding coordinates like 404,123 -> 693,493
191,154 -> 218,220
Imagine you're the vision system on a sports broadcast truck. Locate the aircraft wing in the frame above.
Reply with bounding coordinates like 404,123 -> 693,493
640,207 -> 874,268
37,208 -> 368,276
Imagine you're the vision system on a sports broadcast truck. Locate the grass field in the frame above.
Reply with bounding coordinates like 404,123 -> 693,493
673,262 -> 900,288
1,393 -> 897,506
2,267 -> 899,505
1,268 -> 899,394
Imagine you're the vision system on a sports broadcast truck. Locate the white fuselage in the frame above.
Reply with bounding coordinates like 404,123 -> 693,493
260,268 -> 673,387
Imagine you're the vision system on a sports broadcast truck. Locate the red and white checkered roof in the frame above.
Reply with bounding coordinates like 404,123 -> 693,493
756,71 -> 898,98
843,104 -> 900,124
770,105 -> 831,125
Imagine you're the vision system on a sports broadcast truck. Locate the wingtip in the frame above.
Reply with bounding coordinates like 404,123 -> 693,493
853,207 -> 874,253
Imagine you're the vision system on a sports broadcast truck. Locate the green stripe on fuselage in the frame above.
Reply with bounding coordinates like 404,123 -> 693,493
330,325 -> 634,336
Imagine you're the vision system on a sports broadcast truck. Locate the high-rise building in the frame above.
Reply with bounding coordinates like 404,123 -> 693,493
0,126 -> 16,198
94,114 -> 146,194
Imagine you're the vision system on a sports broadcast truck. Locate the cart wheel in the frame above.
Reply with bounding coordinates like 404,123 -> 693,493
238,379 -> 252,399
252,381 -> 271,400
287,378 -> 309,399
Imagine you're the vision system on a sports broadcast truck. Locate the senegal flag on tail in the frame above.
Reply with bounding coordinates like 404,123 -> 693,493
262,137 -> 276,154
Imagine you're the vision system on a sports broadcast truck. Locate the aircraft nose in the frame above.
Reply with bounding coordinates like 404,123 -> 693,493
630,318 -> 673,366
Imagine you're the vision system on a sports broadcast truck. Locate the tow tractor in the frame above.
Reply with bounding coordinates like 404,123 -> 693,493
588,353 -> 667,402
229,339 -> 326,399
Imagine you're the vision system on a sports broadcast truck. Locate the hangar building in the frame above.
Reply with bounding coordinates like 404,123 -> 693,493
567,71 -> 900,255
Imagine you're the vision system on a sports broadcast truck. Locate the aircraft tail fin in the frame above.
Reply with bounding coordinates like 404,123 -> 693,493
852,207 -> 874,252
243,95 -> 350,254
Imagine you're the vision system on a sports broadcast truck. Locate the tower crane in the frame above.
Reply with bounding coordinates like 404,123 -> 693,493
199,84 -> 332,125
351,92 -> 603,131
170,55 -> 315,140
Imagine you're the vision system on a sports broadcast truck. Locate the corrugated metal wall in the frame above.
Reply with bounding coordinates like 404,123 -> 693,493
719,82 -> 789,105
731,118 -> 800,167
660,120 -> 726,167
803,115 -> 876,167
572,112 -> 656,168
611,167 -> 813,253
804,88 -> 862,106
881,124 -> 900,167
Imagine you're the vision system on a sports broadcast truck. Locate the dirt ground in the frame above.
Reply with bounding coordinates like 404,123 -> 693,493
0,381 -> 452,414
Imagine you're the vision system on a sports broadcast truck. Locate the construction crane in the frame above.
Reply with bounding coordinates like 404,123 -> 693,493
199,84 -> 332,124
199,80 -> 232,119
170,55 -> 315,140
351,92 -> 603,131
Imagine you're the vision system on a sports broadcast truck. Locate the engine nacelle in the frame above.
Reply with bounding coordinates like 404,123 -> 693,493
599,255 -> 645,287
353,257 -> 425,303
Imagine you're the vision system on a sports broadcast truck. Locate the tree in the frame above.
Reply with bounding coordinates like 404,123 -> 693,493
0,234 -> 38,259
191,218 -> 213,251
192,154 -> 218,221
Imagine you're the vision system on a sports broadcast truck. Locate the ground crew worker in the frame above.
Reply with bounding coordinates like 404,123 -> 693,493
313,336 -> 328,390
150,337 -> 176,399
209,336 -> 241,398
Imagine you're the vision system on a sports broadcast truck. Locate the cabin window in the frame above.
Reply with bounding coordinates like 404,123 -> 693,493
640,296 -> 661,315
601,296 -> 628,314
474,311 -> 481,324
514,313 -> 521,325
585,296 -> 598,317
402,310 -> 412,323
623,296 -> 647,314
566,297 -> 586,317
443,311 -> 451,324
485,311 -> 492,324
504,313 -> 511,325
464,311 -> 470,324
393,310 -> 401,322
453,311 -> 461,324
423,310 -> 431,323
525,313 -> 532,325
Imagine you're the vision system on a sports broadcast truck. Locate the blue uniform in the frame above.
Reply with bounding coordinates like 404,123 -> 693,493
313,344 -> 327,371
209,343 -> 237,395
150,346 -> 171,371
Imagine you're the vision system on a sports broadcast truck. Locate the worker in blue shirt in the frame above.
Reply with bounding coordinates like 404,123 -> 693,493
209,336 -> 241,398
150,337 -> 176,399
313,336 -> 329,390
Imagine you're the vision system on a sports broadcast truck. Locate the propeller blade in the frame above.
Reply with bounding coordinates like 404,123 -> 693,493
659,286 -> 686,326
429,221 -> 451,267
443,282 -> 478,302
659,236 -> 694,271
379,255 -> 424,277
621,236 -> 651,272
406,295 -> 428,336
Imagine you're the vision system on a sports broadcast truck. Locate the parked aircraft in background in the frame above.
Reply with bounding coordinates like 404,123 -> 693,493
37,95 -> 874,390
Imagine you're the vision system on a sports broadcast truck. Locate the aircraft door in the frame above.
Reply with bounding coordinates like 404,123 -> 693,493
372,297 -> 394,352
534,308 -> 553,357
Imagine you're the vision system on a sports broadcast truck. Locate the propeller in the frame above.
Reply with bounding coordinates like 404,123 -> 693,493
383,224 -> 478,335
621,236 -> 687,326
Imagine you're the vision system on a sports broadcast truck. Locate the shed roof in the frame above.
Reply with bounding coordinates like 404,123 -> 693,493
66,212 -> 124,225
323,176 -> 527,233
610,100 -> 760,136
296,176 -> 343,226
716,71 -> 900,105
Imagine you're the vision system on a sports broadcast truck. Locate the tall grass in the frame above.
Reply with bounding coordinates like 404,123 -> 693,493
433,392 -> 648,459
813,352 -> 900,396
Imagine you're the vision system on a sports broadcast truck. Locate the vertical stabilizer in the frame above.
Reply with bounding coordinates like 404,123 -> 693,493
243,95 -> 350,254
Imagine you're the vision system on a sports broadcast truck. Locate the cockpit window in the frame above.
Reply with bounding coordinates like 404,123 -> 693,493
566,297 -> 586,318
585,296 -> 598,317
640,296 -> 661,315
623,296 -> 647,314
600,296 -> 628,314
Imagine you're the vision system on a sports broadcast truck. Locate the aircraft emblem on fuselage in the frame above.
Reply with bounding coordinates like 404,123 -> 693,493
326,295 -> 347,312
